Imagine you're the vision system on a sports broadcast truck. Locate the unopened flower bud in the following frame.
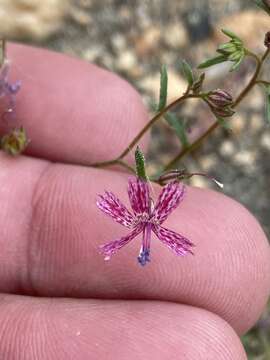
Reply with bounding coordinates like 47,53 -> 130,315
264,31 -> 270,48
207,89 -> 233,107
211,106 -> 235,118
1,127 -> 29,155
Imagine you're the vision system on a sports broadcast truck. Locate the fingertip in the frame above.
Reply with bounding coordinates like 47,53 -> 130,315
0,296 -> 247,360
175,186 -> 270,334
6,43 -> 149,164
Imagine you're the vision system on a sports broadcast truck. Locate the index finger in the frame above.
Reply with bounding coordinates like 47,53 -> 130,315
0,154 -> 269,336
5,43 -> 148,165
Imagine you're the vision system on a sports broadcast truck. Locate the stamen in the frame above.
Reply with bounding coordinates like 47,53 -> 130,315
137,248 -> 150,266
138,223 -> 152,266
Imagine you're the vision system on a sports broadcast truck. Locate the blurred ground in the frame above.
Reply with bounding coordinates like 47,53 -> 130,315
0,0 -> 269,358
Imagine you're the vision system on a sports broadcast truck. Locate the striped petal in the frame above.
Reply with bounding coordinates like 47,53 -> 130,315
97,191 -> 134,228
128,177 -> 150,215
99,225 -> 143,260
153,182 -> 185,224
153,225 -> 194,256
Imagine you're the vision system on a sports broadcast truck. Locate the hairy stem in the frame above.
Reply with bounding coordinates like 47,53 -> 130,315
163,48 -> 270,171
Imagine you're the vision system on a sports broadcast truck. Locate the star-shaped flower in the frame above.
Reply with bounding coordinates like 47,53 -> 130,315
97,177 -> 194,266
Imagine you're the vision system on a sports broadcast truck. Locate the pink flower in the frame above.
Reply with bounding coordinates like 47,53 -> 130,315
97,177 -> 194,266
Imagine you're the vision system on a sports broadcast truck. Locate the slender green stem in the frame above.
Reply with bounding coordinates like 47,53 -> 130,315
233,51 -> 262,106
163,48 -> 270,171
91,93 -> 198,168
262,48 -> 270,61
91,47 -> 269,175
163,122 -> 219,171
118,95 -> 194,159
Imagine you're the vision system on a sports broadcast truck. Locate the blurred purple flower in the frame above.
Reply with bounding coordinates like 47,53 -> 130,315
0,61 -> 21,117
97,177 -> 194,266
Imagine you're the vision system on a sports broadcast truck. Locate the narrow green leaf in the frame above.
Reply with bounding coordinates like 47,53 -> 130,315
218,42 -> 237,53
228,51 -> 242,62
164,112 -> 189,148
135,146 -> 148,181
267,95 -> 270,124
264,85 -> 270,124
198,54 -> 227,69
221,29 -> 242,42
157,64 -> 168,111
180,60 -> 194,86
229,53 -> 245,71
254,0 -> 270,15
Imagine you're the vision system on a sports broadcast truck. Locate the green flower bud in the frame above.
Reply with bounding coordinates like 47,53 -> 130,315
227,50 -> 243,62
218,43 -> 238,54
199,29 -> 245,72
135,146 -> 148,181
1,127 -> 29,155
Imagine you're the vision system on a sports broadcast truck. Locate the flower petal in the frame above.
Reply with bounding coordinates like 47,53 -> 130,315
97,191 -> 134,228
153,225 -> 194,256
153,182 -> 185,224
99,225 -> 143,260
128,177 -> 150,215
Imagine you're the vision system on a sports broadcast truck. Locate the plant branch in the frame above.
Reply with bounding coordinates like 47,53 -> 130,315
163,48 -> 270,171
233,51 -> 263,106
91,93 -> 199,168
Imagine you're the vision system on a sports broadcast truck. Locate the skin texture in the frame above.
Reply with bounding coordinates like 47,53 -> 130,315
0,43 -> 269,359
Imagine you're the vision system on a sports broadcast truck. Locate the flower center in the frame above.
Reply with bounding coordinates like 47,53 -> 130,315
133,212 -> 159,227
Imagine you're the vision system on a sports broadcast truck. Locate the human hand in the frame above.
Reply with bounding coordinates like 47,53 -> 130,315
0,44 -> 269,359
